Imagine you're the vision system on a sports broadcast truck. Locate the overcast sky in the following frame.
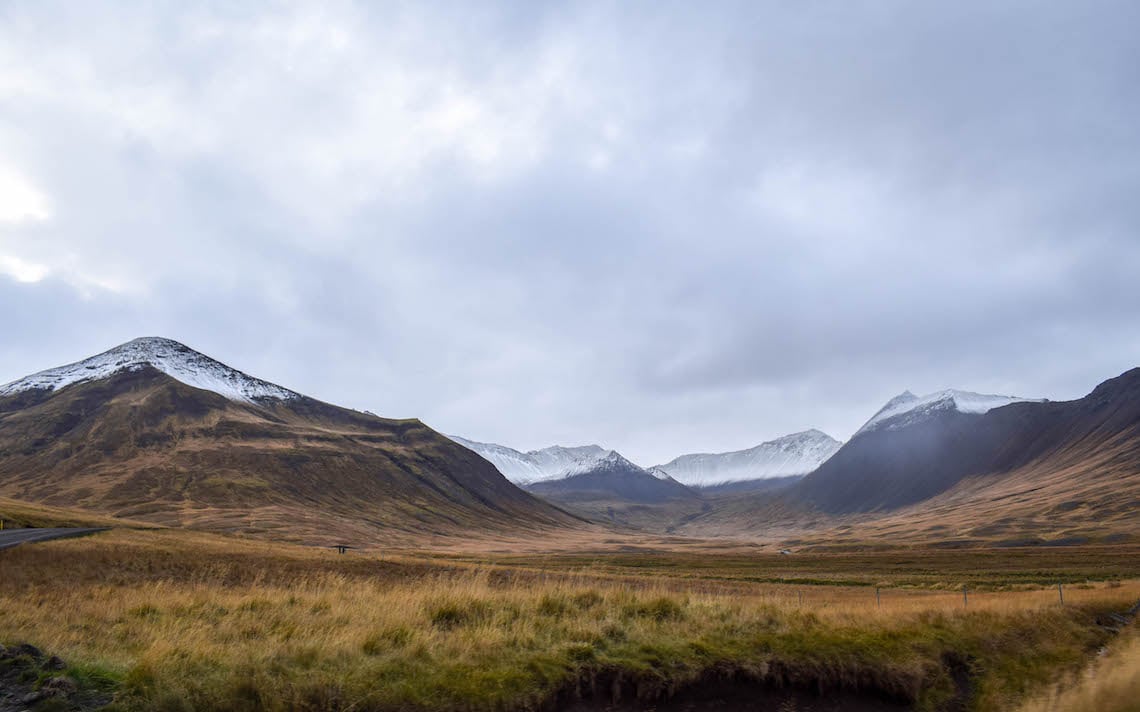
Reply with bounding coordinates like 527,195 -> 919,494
2,2 -> 1138,465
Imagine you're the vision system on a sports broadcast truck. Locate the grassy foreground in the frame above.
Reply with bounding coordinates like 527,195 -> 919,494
1017,626 -> 1140,712
1,529 -> 1138,711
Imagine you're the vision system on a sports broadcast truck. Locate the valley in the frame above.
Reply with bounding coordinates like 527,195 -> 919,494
1,519 -> 1138,712
1,338 -> 1138,712
6,4 -> 1136,710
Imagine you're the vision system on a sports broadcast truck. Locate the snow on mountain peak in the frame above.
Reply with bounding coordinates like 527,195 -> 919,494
855,388 -> 1043,436
653,429 -> 842,487
448,437 -> 646,485
0,337 -> 301,404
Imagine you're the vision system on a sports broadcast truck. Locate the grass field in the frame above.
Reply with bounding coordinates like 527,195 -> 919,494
1016,625 -> 1140,712
1,527 -> 1138,712
439,544 -> 1140,590
0,496 -> 158,530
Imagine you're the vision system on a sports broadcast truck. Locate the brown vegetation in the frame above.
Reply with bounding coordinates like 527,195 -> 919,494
2,528 -> 1138,711
0,369 -> 580,545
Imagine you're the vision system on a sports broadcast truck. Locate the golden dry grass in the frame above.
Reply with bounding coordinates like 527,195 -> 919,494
0,495 -> 157,530
2,529 -> 1138,711
1018,628 -> 1140,712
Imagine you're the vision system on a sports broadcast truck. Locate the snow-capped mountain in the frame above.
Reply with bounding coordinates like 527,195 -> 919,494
653,430 -> 842,487
854,389 -> 1044,437
587,450 -> 673,480
0,337 -> 576,539
0,337 -> 301,404
447,437 -> 620,485
527,450 -> 697,504
794,385 -> 1053,513
450,435 -> 696,505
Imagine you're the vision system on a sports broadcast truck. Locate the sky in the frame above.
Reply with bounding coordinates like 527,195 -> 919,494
2,1 -> 1139,466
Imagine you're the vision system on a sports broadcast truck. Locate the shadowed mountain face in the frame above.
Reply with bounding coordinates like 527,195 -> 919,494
793,368 -> 1140,514
525,452 -> 698,504
450,436 -> 699,506
0,339 -> 577,543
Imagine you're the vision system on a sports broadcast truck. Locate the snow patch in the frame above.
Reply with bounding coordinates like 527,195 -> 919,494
448,437 -> 644,485
855,389 -> 1043,436
0,337 -> 301,404
653,430 -> 842,487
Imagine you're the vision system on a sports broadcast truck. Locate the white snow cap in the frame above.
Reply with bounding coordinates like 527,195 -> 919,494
0,337 -> 301,404
453,430 -> 841,488
448,437 -> 646,485
855,389 -> 1043,436
653,429 -> 842,487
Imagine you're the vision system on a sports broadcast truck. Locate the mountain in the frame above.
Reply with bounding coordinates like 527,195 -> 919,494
792,378 -> 1132,514
670,370 -> 1140,546
854,389 -> 1044,436
0,338 -> 577,543
450,436 -> 698,508
653,430 -> 842,489
0,337 -> 301,404
526,451 -> 696,504
447,437 -> 611,485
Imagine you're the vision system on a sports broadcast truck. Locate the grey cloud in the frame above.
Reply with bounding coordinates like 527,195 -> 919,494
1,1 -> 1138,465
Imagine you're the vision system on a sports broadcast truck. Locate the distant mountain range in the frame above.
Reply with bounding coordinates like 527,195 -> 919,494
2,336 -> 1136,546
447,437 -> 696,506
451,429 -> 845,491
652,430 -> 842,488
451,376 -> 1140,546
449,388 -> 1068,511
792,378 -> 1129,514
0,337 -> 576,543
446,438 -> 615,485
448,428 -> 850,521
671,372 -> 1140,546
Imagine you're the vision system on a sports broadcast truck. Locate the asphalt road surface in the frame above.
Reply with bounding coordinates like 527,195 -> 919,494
0,527 -> 108,551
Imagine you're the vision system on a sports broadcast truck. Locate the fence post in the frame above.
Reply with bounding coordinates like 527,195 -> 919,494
963,586 -> 968,608
1058,583 -> 1064,606
798,590 -> 803,605
876,587 -> 881,608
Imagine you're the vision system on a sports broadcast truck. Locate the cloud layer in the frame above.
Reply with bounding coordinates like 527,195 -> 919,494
2,1 -> 1138,464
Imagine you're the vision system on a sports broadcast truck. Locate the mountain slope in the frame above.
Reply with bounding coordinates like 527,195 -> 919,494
447,437 -> 611,485
451,436 -> 699,514
855,389 -> 1043,436
793,374 -> 1138,514
526,451 -> 697,504
654,430 -> 841,488
0,338 -> 577,543
1,337 -> 300,403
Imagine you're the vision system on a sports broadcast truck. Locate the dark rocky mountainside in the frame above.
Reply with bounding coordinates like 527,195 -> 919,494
525,452 -> 698,505
793,368 -> 1140,514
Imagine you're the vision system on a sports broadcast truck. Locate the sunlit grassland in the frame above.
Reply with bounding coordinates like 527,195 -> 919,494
1,529 -> 1138,711
440,544 -> 1140,590
0,495 -> 156,530
1018,627 -> 1140,712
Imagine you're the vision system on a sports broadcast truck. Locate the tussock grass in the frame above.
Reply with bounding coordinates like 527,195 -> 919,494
1,530 -> 1137,711
1018,628 -> 1140,712
0,496 -> 154,530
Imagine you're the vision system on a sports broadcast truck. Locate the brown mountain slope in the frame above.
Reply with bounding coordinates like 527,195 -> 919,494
0,354 -> 578,544
792,368 -> 1140,513
675,368 -> 1140,546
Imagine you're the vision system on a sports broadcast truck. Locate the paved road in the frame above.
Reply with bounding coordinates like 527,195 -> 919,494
0,527 -> 108,551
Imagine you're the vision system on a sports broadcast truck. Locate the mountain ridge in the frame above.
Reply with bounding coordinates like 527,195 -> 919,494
1,337 -> 301,404
0,338 -> 579,543
791,369 -> 1138,514
854,388 -> 1044,437
653,429 -> 842,487
447,436 -> 618,485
